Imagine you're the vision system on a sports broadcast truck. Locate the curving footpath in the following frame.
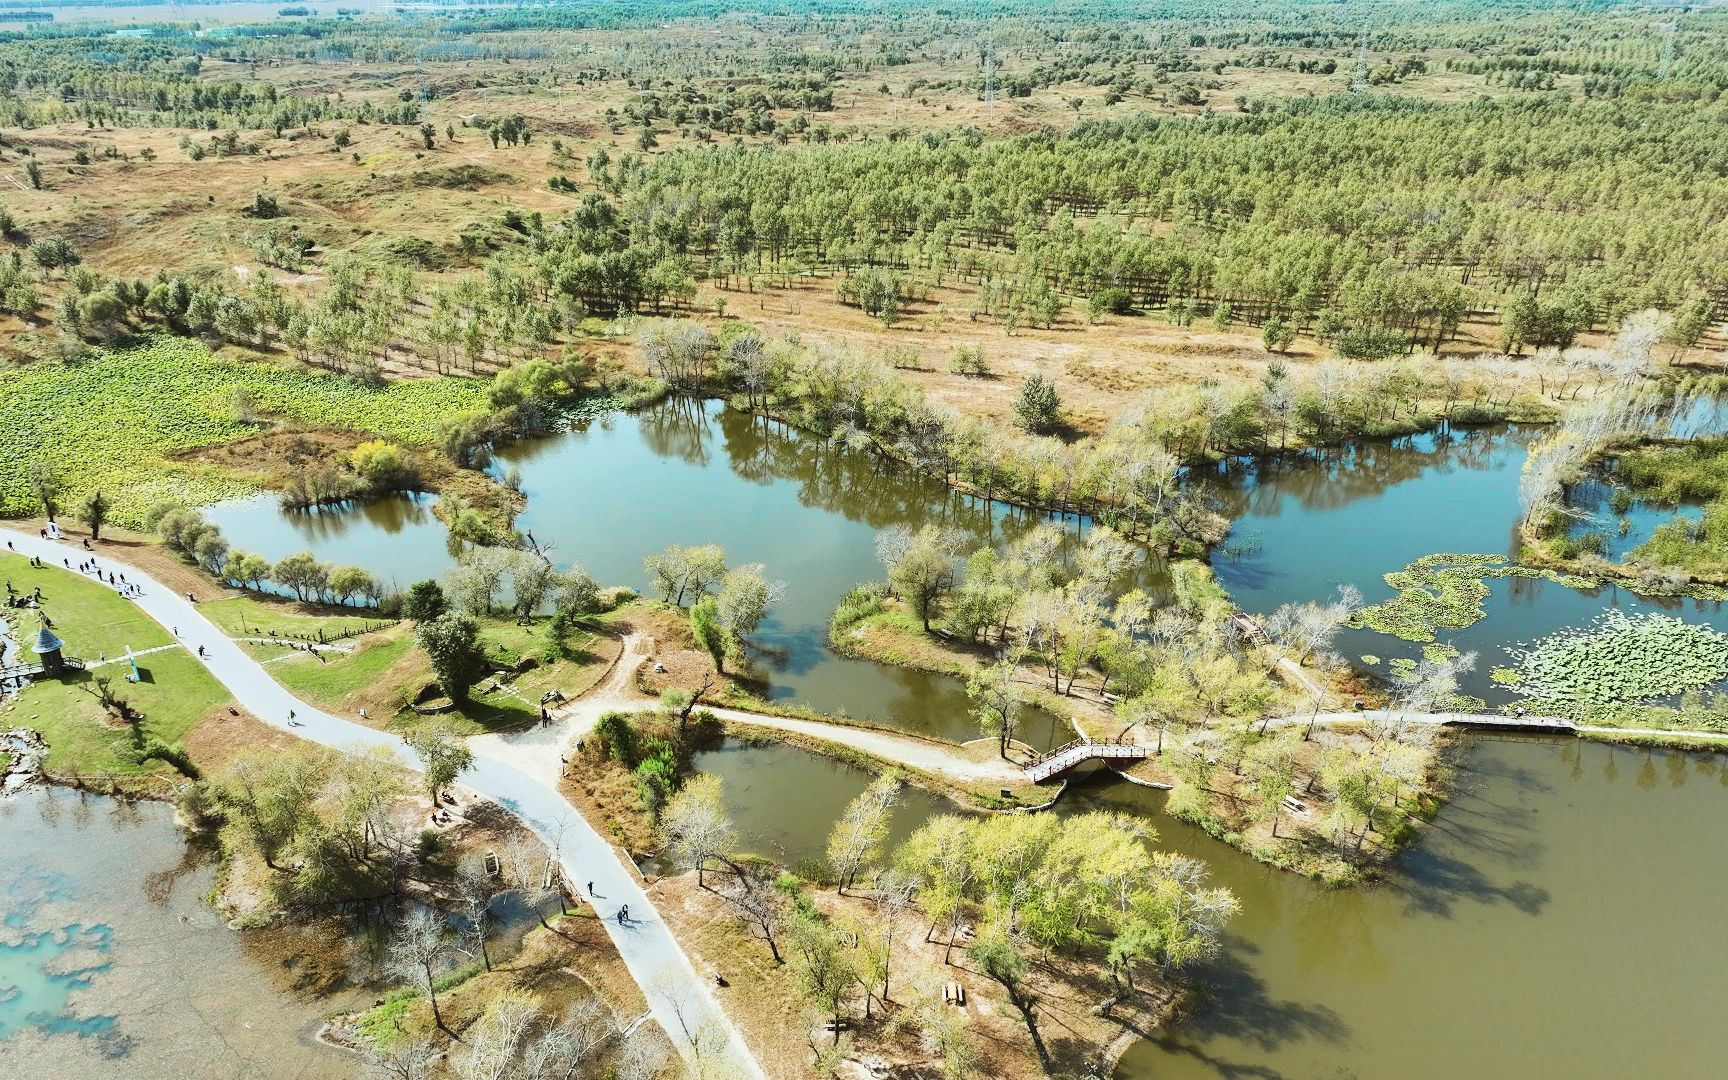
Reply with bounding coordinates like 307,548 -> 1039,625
1,527 -> 764,1080
471,633 -> 1025,789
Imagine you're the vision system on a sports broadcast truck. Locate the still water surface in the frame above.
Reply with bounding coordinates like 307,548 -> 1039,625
0,787 -> 359,1079
29,401 -> 1728,1078
1209,423 -> 1728,700
1096,738 -> 1728,1079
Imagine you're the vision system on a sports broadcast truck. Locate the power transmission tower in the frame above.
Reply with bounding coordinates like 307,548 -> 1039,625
1658,21 -> 1677,79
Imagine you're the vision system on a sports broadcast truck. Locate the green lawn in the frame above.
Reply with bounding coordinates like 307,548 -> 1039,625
200,594 -> 396,642
271,631 -> 416,708
2,553 -> 173,659
266,610 -> 622,735
0,554 -> 230,777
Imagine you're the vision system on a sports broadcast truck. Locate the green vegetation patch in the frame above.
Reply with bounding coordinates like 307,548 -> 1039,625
1615,436 -> 1728,505
0,337 -> 489,526
1356,553 -> 1594,643
0,554 -> 228,775
1509,611 -> 1728,716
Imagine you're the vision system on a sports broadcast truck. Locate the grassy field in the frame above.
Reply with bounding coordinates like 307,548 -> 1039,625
0,553 -> 232,777
200,593 -> 396,641
266,609 -> 625,734
0,337 -> 489,525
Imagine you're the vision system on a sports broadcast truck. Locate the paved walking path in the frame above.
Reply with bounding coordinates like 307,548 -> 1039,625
0,528 -> 764,1079
472,633 -> 1022,787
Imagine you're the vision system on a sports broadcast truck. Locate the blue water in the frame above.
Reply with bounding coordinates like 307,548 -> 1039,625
0,855 -> 119,1046
1210,424 -> 1728,699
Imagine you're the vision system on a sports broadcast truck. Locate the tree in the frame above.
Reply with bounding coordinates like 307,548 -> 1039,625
28,237 -> 77,273
506,548 -> 556,618
967,929 -> 1046,1064
403,722 -> 474,802
1012,374 -> 1062,435
826,772 -> 902,893
1262,317 -> 1296,354
80,489 -> 109,540
273,551 -> 329,602
554,566 -> 602,617
28,461 -> 63,521
660,773 -> 736,889
715,563 -> 781,661
644,542 -> 727,605
364,1037 -> 436,1080
724,868 -> 791,963
445,546 -> 510,615
23,158 -> 41,189
455,854 -> 503,972
966,660 -> 1025,758
405,579 -> 447,622
329,565 -> 374,606
877,524 -> 963,631
414,613 -> 487,703
690,595 -> 726,672
790,907 -> 853,1043
385,906 -> 454,1033
1244,731 -> 1300,838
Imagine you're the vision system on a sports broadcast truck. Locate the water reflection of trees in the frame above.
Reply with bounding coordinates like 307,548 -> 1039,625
710,404 -> 1167,594
1205,425 -> 1531,519
635,396 -> 714,467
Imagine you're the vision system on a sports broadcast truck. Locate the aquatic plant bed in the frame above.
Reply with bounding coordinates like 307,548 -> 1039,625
1356,553 -> 1595,643
0,337 -> 489,526
1507,611 -> 1728,716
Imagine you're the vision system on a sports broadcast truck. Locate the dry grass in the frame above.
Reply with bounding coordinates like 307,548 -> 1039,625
650,868 -> 1174,1080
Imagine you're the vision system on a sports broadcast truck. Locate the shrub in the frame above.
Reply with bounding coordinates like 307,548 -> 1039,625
1012,374 -> 1062,435
593,710 -> 639,766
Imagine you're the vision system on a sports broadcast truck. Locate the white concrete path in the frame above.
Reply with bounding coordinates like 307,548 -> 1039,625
471,633 -> 1024,787
0,528 -> 764,1079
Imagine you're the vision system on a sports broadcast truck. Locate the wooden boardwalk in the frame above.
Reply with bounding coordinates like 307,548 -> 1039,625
1229,610 -> 1271,646
1024,738 -> 1151,783
0,654 -> 85,683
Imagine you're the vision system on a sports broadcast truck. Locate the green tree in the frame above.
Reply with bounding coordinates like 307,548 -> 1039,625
28,460 -> 64,521
414,612 -> 486,702
660,773 -> 736,889
403,723 -> 474,803
1262,317 -> 1296,354
826,772 -> 901,892
690,595 -> 726,672
1012,374 -> 1061,435
272,551 -> 329,603
404,579 -> 447,622
966,660 -> 1025,758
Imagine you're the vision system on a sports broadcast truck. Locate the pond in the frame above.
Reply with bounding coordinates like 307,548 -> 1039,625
1086,737 -> 1728,1080
1563,471 -> 1704,561
0,787 -> 361,1079
1208,422 -> 1728,701
686,737 -> 965,874
208,400 -> 1124,748
0,785 -> 574,1077
204,490 -> 454,595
